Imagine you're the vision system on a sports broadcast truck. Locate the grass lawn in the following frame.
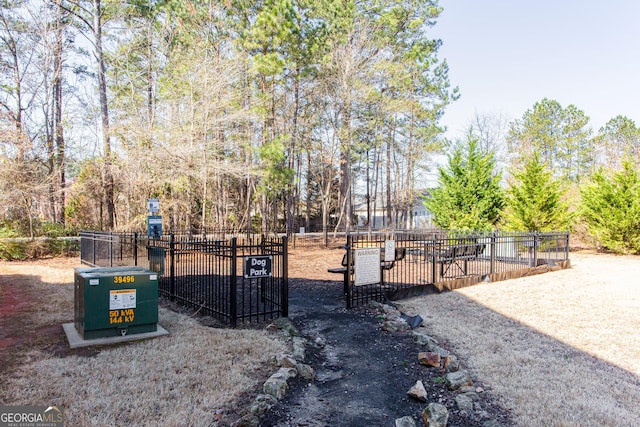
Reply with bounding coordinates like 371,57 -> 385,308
401,252 -> 640,426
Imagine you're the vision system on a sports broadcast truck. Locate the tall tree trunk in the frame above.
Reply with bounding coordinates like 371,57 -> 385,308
385,123 -> 392,229
47,121 -> 56,223
146,20 -> 154,143
339,107 -> 352,233
287,66 -> 301,236
365,149 -> 371,230
305,149 -> 311,231
406,101 -> 416,229
93,0 -> 114,229
372,146 -> 380,229
54,2 -> 65,225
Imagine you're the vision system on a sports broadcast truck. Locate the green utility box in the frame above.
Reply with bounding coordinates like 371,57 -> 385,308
74,266 -> 159,340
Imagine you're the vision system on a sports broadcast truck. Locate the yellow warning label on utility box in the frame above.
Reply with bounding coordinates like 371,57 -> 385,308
109,289 -> 136,310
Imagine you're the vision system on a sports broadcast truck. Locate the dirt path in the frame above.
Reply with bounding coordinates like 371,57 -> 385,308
261,278 -> 513,426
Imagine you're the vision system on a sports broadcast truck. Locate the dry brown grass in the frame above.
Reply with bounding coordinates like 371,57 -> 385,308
4,251 -> 640,426
0,258 -> 287,426
401,252 -> 640,427
3,308 -> 286,426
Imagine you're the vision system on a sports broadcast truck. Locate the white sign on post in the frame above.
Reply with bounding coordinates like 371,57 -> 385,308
384,240 -> 396,262
147,198 -> 159,213
354,248 -> 381,286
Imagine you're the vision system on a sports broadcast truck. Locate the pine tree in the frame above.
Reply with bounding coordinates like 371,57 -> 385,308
507,98 -> 592,183
502,151 -> 572,232
580,159 -> 640,254
424,134 -> 504,230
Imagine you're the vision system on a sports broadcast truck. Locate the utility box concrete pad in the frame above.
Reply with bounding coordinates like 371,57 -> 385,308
74,266 -> 159,340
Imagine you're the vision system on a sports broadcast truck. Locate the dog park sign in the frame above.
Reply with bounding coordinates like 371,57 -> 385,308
244,255 -> 273,278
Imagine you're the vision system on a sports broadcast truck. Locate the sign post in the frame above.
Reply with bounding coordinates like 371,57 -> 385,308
147,198 -> 162,239
147,198 -> 159,214
147,215 -> 162,238
384,240 -> 396,262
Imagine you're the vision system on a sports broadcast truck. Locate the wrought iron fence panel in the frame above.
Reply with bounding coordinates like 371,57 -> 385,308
80,232 -> 288,326
343,230 -> 570,308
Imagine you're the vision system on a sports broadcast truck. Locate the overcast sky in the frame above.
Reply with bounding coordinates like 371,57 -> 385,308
433,0 -> 640,140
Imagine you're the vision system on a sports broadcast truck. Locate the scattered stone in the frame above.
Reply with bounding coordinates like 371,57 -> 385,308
368,300 -> 385,311
442,354 -> 459,372
418,352 -> 441,368
476,386 -> 485,393
482,419 -> 503,427
263,376 -> 287,400
274,353 -> 297,368
445,370 -> 472,391
422,402 -> 449,427
314,336 -> 326,348
410,330 -> 448,356
458,386 -> 476,394
455,393 -> 474,413
268,317 -> 299,337
249,394 -> 278,417
407,380 -> 428,402
395,415 -> 417,427
382,318 -> 410,333
476,409 -> 491,420
461,391 -> 479,402
292,337 -> 307,361
263,368 -> 298,400
429,345 -> 450,358
410,330 -> 439,348
280,367 -> 298,379
295,363 -> 316,380
231,414 -> 260,427
382,304 -> 401,318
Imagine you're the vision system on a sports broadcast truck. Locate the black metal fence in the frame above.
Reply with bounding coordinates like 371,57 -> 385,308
80,231 -> 288,326
342,230 -> 570,308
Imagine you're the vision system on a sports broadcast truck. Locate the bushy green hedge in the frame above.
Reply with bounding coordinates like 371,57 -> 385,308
0,238 -> 79,261
580,160 -> 640,254
0,219 -> 79,239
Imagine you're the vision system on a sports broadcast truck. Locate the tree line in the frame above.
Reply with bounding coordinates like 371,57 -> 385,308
1,0 -> 456,239
1,1 -> 639,253
426,100 -> 640,253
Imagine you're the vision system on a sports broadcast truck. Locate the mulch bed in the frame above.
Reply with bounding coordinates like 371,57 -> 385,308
260,278 -> 514,426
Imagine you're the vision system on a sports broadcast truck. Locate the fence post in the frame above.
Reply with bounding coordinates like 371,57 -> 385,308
169,234 -> 175,301
230,237 -> 238,327
345,235 -> 352,309
109,232 -> 113,267
281,236 -> 288,318
133,232 -> 138,266
490,232 -> 496,275
533,231 -> 539,267
431,239 -> 437,284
